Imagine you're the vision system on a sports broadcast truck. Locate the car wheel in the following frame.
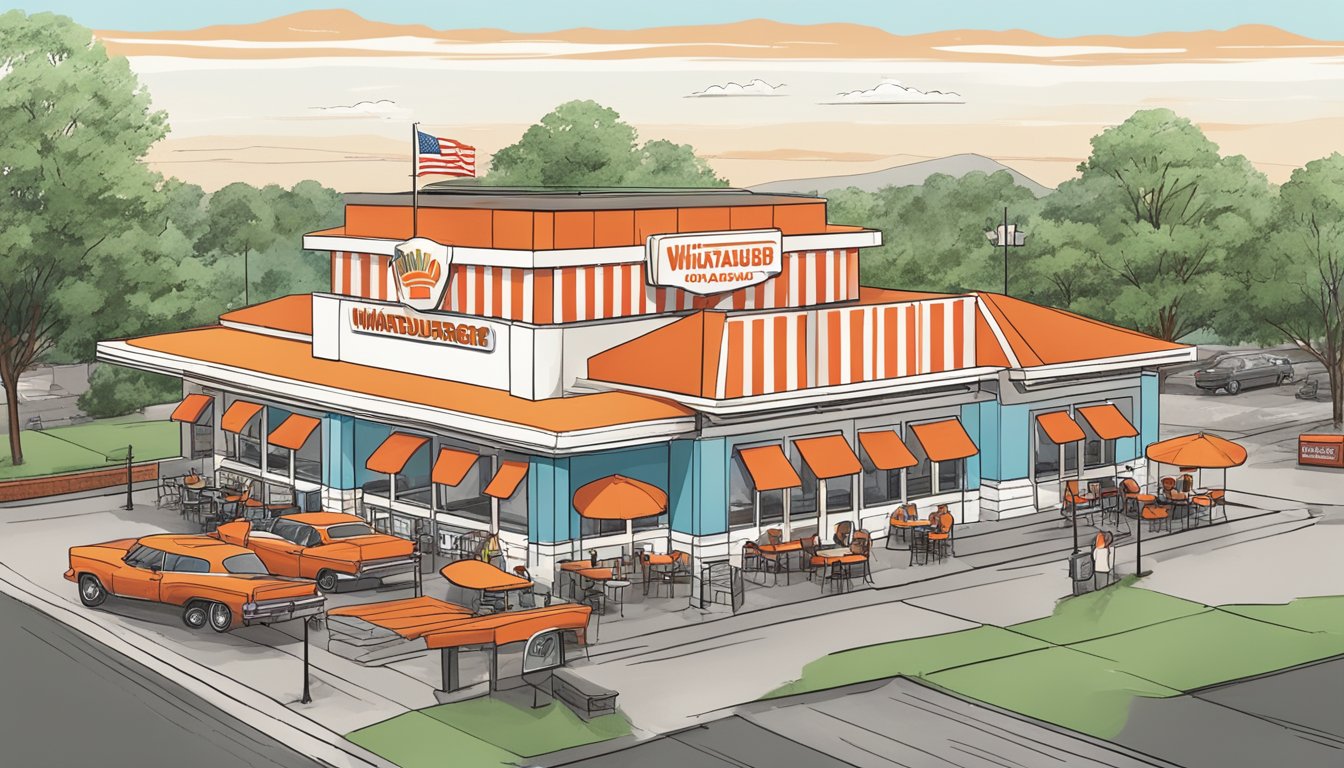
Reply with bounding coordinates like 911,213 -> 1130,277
78,574 -> 107,607
182,601 -> 209,631
316,570 -> 339,593
1226,380 -> 1241,395
207,601 -> 233,633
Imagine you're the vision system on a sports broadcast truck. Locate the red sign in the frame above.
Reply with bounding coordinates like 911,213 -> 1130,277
1298,434 -> 1344,468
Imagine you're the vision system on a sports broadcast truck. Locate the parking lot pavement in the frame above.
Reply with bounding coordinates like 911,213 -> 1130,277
0,491 -> 439,735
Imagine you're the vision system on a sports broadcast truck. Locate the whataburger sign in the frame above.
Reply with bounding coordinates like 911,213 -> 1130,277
646,228 -> 783,295
349,305 -> 495,352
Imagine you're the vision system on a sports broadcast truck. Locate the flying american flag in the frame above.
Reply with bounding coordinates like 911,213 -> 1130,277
415,130 -> 476,178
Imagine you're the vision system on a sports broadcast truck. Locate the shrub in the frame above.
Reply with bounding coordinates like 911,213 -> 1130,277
78,366 -> 182,418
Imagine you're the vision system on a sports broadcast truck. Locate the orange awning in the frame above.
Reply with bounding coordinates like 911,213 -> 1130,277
910,419 -> 978,462
858,430 -> 917,471
738,445 -> 802,491
573,475 -> 667,520
327,596 -> 476,640
268,414 -> 320,450
793,435 -> 862,479
1146,432 -> 1247,468
220,400 -> 263,433
1036,411 -> 1086,444
483,460 -> 528,499
425,604 -> 593,649
433,447 -> 479,486
366,432 -> 430,474
439,559 -> 532,592
1077,404 -> 1139,440
170,393 -> 213,424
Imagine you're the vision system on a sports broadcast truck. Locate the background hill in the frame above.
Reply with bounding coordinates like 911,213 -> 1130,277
749,154 -> 1054,196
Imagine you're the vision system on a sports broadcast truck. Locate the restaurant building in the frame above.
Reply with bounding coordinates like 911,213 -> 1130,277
99,187 -> 1194,584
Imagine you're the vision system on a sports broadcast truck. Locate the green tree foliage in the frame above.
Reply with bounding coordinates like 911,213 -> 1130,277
0,11 -> 167,465
827,172 -> 1042,295
485,100 -> 726,187
1021,109 -> 1271,341
77,366 -> 183,419
1219,154 -> 1344,425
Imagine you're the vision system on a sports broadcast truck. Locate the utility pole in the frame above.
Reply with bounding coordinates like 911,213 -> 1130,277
301,618 -> 312,704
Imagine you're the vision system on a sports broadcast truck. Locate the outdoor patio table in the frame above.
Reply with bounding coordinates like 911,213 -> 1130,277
815,547 -> 851,559
759,540 -> 804,585
183,477 -> 207,490
440,559 -> 533,612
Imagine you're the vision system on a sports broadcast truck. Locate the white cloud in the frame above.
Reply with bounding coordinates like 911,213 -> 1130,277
687,78 -> 785,98
307,99 -> 409,119
826,80 -> 964,105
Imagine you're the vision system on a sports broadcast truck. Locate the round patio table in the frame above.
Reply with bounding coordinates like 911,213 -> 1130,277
440,559 -> 533,612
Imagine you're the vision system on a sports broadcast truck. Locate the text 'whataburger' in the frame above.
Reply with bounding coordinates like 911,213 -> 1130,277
349,306 -> 494,351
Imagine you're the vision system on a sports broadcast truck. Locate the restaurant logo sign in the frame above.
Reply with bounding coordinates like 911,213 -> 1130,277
390,238 -> 452,312
1298,438 -> 1343,468
646,229 -> 783,295
349,305 -> 494,352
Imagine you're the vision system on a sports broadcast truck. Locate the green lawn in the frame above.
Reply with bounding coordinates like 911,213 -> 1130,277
1073,607 -> 1344,693
767,626 -> 1047,699
927,646 -> 1180,738
1010,578 -> 1210,645
769,586 -> 1344,741
348,698 -> 631,767
0,418 -> 180,480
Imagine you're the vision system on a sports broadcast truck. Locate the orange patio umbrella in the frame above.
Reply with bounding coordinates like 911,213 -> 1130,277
1145,432 -> 1247,494
573,475 -> 668,560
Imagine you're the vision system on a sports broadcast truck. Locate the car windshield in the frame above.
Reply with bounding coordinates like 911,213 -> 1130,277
222,553 -> 269,575
325,523 -> 375,539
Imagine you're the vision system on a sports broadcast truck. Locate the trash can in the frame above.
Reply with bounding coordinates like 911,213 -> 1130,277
1069,551 -> 1093,595
417,534 -> 435,574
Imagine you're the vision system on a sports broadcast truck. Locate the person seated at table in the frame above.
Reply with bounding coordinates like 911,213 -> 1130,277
833,521 -> 853,548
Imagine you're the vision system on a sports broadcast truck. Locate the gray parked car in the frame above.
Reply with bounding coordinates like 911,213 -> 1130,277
1194,353 -> 1294,395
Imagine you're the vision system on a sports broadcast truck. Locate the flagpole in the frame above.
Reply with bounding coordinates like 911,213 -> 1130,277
411,121 -> 420,237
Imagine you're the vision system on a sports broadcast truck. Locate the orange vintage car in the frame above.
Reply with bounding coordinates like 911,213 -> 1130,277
65,534 -> 324,632
216,512 -> 417,592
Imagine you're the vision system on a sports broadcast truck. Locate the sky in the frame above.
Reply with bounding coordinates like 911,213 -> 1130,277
14,0 -> 1344,37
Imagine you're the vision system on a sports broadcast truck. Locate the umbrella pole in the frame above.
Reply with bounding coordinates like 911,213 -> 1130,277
627,519 -> 634,564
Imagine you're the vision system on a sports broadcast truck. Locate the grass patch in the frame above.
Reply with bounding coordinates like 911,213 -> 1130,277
927,646 -> 1180,739
767,625 -> 1048,699
1220,596 -> 1344,635
348,699 -> 630,767
1072,608 -> 1344,692
0,419 -> 180,481
346,711 -> 516,768
1010,581 -> 1210,645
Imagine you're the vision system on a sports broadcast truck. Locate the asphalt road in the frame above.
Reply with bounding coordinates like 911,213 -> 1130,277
0,590 -> 329,768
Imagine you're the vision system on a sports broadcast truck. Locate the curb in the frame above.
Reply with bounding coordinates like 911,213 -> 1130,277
0,561 -> 395,768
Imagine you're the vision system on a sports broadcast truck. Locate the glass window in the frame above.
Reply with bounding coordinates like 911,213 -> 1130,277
222,553 -> 268,575
1079,408 -> 1116,469
163,553 -> 210,573
497,452 -> 529,534
125,545 -> 164,570
396,441 -> 433,508
728,451 -> 754,529
937,459 -> 963,494
271,519 -> 317,547
190,402 -> 214,459
1033,417 -> 1059,478
860,445 -> 902,508
325,523 -> 374,539
907,436 -> 933,498
294,422 -> 322,484
225,395 -> 262,468
826,476 -> 853,513
789,445 -> 818,519
437,446 -> 492,524
266,406 -> 291,475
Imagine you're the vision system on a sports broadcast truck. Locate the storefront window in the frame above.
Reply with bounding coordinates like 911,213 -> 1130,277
266,406 -> 291,475
190,400 -> 214,459
497,452 -> 529,534
1079,401 -> 1125,469
225,395 -> 261,469
937,459 -> 963,494
354,420 -> 393,497
397,442 -> 433,507
907,437 -> 933,498
826,476 -> 853,513
860,451 -> 901,508
436,442 -> 493,524
789,445 -> 818,519
728,452 -> 755,529
295,427 -> 322,484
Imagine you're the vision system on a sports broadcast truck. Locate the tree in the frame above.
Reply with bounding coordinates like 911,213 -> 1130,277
1219,153 -> 1344,426
485,100 -> 726,187
1025,109 -> 1271,341
0,11 -> 167,465
196,182 -> 277,307
78,366 -> 182,419
830,172 -> 1042,295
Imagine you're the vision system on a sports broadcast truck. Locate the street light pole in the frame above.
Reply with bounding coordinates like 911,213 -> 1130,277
123,443 -> 135,511
301,618 -> 312,704
1002,206 -> 1009,295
